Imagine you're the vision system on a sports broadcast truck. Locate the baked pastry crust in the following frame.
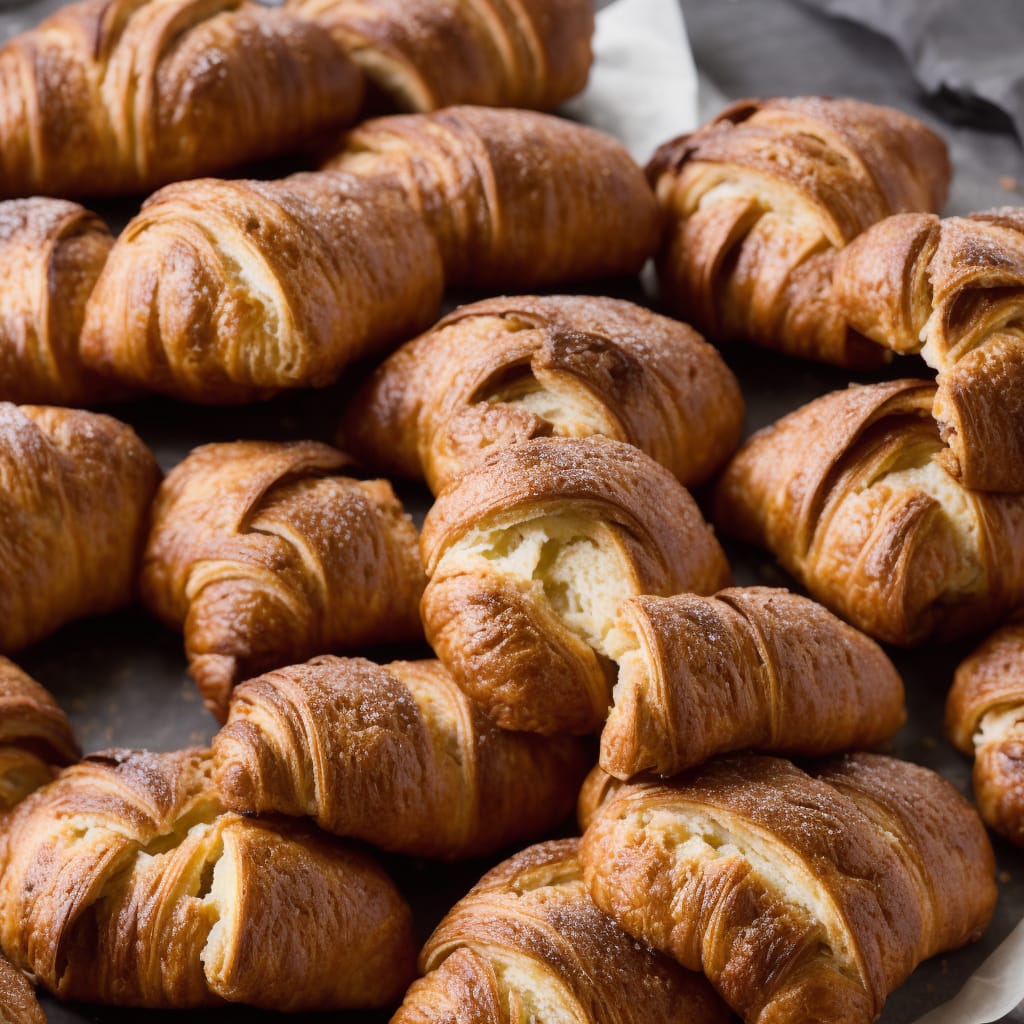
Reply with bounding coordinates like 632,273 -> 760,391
0,403 -> 161,654
392,838 -> 730,1024
0,954 -> 43,1024
580,753 -> 996,1024
341,294 -> 744,494
141,440 -> 425,719
714,380 -> 1024,645
647,97 -> 950,367
0,747 -> 416,1009
213,656 -> 589,859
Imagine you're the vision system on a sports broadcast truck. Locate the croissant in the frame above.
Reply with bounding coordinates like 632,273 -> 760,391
142,440 -> 425,719
0,199 -> 119,406
0,955 -> 43,1024
0,0 -> 362,199
947,620 -> 1024,845
647,97 -> 950,367
0,748 -> 415,1009
392,838 -> 730,1024
0,403 -> 161,654
601,587 -> 905,780
835,208 -> 1024,492
580,753 -> 996,1024
420,436 -> 732,735
324,107 -> 661,288
0,659 -> 78,813
341,295 -> 744,494
80,171 -> 444,404
212,656 -> 590,859
289,0 -> 593,112
714,380 -> 1024,645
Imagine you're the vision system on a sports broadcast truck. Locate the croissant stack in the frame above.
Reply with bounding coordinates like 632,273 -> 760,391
947,621 -> 1024,845
141,440 -> 425,718
835,208 -> 1024,492
393,838 -> 730,1024
601,587 -> 905,780
212,656 -> 590,859
290,0 -> 594,113
0,0 -> 363,200
420,436 -> 732,735
0,659 -> 78,813
0,404 -> 161,654
647,97 -> 950,367
0,748 -> 416,1009
580,753 -> 996,1024
714,380 -> 1024,645
0,955 -> 43,1024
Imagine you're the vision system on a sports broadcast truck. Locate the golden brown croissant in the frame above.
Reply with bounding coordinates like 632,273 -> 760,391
392,838 -> 730,1024
0,199 -> 119,405
420,436 -> 732,735
647,97 -> 950,367
601,587 -> 905,780
714,380 -> 1024,645
80,171 -> 444,404
947,620 -> 1024,845
341,295 -> 744,495
835,208 -> 1024,492
289,0 -> 593,112
0,747 -> 415,1010
0,658 -> 78,813
212,655 -> 590,859
0,955 -> 43,1024
142,440 -> 425,719
324,107 -> 661,288
0,403 -> 160,654
580,753 -> 996,1024
0,0 -> 362,199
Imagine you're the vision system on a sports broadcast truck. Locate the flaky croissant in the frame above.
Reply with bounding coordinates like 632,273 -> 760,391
947,621 -> 1024,846
212,656 -> 589,859
324,107 -> 660,288
0,748 -> 415,1010
835,208 -> 1024,492
647,97 -> 950,367
80,171 -> 444,404
0,659 -> 78,813
714,380 -> 1024,645
581,753 -> 996,1024
0,199 -> 119,405
0,0 -> 362,199
141,441 -> 425,719
0,403 -> 161,654
341,295 -> 744,495
290,0 -> 593,112
0,955 -> 43,1024
392,838 -> 730,1024
420,436 -> 732,735
601,587 -> 905,780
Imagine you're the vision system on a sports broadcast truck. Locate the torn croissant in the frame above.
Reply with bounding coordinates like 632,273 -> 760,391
580,753 -> 996,1024
0,955 -> 43,1024
0,658 -> 78,813
289,0 -> 593,112
324,107 -> 660,288
601,587 -> 905,780
647,96 -> 950,367
392,838 -> 730,1024
0,0 -> 362,199
141,441 -> 426,720
947,620 -> 1024,846
0,403 -> 161,654
714,380 -> 1024,645
80,172 -> 444,404
420,436 -> 732,735
341,295 -> 744,494
835,208 -> 1024,492
0,748 -> 416,1010
213,656 -> 589,860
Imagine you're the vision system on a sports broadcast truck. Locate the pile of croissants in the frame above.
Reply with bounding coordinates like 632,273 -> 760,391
1,0 -> 1023,1021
